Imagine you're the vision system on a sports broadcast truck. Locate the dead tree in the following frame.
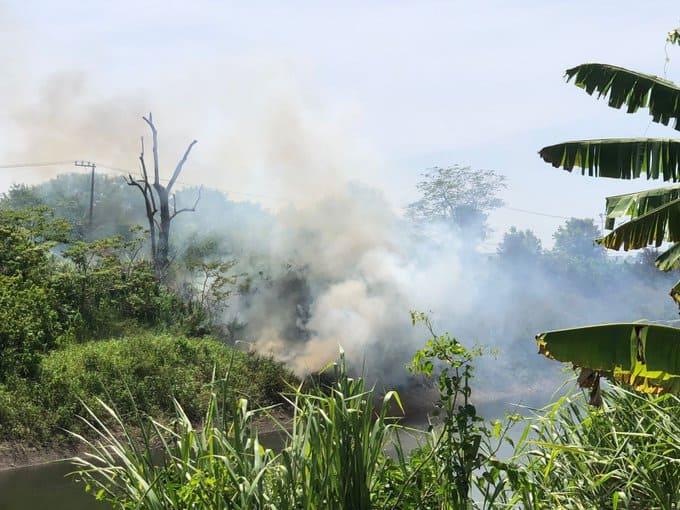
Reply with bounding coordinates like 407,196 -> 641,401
126,113 -> 200,274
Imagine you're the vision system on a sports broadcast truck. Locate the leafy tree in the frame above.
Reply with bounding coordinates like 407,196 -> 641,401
496,226 -> 542,261
0,208 -> 74,379
177,236 -> 242,335
0,207 -> 184,380
406,165 -> 506,239
536,27 -> 680,396
552,218 -> 604,261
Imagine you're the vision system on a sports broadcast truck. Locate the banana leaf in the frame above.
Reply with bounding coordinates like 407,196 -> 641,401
655,242 -> 680,271
605,184 -> 680,221
536,323 -> 680,394
566,63 -> 680,129
598,197 -> 680,250
671,280 -> 680,305
539,138 -> 680,181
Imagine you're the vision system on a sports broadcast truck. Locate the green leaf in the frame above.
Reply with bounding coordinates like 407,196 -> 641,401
655,242 -> 680,271
605,184 -> 680,221
536,322 -> 680,394
539,138 -> 680,181
598,197 -> 680,250
565,63 -> 680,129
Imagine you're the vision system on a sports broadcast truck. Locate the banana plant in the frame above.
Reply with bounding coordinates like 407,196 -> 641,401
536,323 -> 680,401
536,28 -> 680,397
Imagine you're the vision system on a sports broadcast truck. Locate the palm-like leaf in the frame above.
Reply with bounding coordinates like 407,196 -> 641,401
537,322 -> 680,394
599,197 -> 680,250
539,138 -> 680,180
605,184 -> 680,221
566,63 -> 680,128
655,243 -> 680,271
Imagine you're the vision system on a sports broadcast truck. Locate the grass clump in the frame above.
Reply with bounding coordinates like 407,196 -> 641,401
508,385 -> 680,509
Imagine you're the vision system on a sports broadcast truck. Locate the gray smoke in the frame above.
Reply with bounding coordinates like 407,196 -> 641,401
2,20 -> 677,411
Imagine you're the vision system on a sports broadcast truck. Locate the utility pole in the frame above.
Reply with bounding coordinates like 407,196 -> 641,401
75,160 -> 97,228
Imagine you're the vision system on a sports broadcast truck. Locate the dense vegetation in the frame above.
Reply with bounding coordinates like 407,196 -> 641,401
0,204 -> 293,445
71,320 -> 680,509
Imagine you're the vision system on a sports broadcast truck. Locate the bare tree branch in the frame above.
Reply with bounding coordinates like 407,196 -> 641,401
171,186 -> 202,219
142,112 -> 160,187
138,136 -> 157,213
167,139 -> 198,192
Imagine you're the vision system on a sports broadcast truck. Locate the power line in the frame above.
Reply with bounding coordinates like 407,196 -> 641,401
500,206 -> 570,220
0,159 -> 577,218
0,160 -> 74,169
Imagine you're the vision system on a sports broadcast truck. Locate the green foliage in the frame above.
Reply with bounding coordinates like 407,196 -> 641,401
69,352 -> 401,509
406,165 -> 506,239
0,206 -> 187,380
0,208 -> 75,379
496,226 -> 542,262
553,218 -> 604,260
565,63 -> 680,129
66,318 -> 529,509
176,236 -> 243,336
537,322 -> 680,397
0,334 -> 293,443
392,312 -> 517,509
539,138 -> 680,181
509,385 -> 680,508
536,27 -> 680,377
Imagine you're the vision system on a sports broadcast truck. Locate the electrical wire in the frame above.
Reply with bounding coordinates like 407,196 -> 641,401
1,159 -> 577,219
0,160 -> 74,169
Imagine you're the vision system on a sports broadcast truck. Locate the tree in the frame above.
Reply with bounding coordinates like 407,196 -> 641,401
552,218 -> 604,260
535,28 -> 680,397
496,226 -> 542,261
406,165 -> 506,239
126,113 -> 200,274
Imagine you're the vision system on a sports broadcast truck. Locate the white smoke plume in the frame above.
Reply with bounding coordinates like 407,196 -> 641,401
1,20 -> 677,412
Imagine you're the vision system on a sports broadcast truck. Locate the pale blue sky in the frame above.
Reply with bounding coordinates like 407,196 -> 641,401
1,1 -> 680,246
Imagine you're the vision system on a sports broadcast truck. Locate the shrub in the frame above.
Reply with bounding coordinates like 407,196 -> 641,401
0,334 -> 294,443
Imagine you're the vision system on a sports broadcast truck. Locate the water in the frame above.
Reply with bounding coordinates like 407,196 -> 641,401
0,430 -> 288,510
0,461 -> 105,510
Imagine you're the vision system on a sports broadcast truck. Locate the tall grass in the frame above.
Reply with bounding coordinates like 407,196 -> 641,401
509,384 -> 680,509
69,353 -> 405,509
69,351 -> 680,509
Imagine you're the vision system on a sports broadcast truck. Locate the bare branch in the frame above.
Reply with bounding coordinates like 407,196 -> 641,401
138,137 -> 157,213
167,139 -> 197,192
170,186 -> 202,219
142,112 -> 160,187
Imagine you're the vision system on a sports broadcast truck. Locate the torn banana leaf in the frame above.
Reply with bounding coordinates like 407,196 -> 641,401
655,242 -> 680,271
539,138 -> 680,181
598,197 -> 680,250
671,280 -> 680,306
536,323 -> 680,395
605,184 -> 680,224
566,63 -> 680,129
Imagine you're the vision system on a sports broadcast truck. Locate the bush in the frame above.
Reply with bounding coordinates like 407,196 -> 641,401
0,334 -> 295,443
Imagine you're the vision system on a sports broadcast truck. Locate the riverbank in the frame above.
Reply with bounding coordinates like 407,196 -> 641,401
0,442 -> 82,472
0,404 -> 294,472
0,333 -> 296,472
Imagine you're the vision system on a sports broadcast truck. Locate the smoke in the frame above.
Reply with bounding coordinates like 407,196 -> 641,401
2,16 -> 678,413
8,72 -> 143,168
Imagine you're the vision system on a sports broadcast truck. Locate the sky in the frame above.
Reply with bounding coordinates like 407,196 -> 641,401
1,1 -> 680,247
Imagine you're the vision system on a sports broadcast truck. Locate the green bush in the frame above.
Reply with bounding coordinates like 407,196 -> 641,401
0,334 -> 294,443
